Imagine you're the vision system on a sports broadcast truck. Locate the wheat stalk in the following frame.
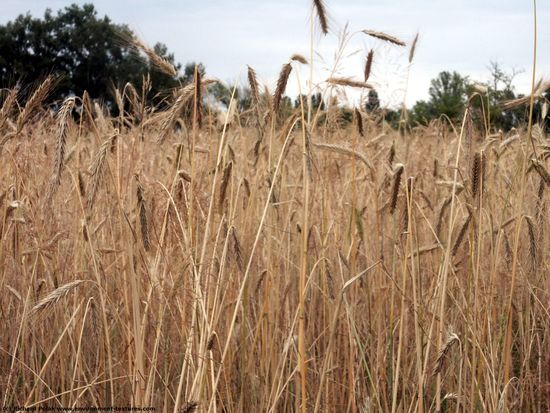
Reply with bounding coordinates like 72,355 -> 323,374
388,142 -> 396,166
193,66 -> 203,128
311,140 -> 373,171
247,65 -> 261,113
354,108 -> 364,137
364,50 -> 374,82
436,196 -> 452,237
87,133 -> 118,210
158,79 -> 215,143
452,213 -> 472,256
362,30 -> 406,46
218,162 -> 233,214
77,170 -> 86,197
432,332 -> 460,375
231,226 -> 244,272
46,97 -> 76,202
273,63 -> 292,113
471,151 -> 482,199
30,280 -> 89,317
130,36 -> 178,77
247,65 -> 264,136
312,0 -> 329,34
501,78 -> 550,110
0,88 -> 18,132
390,164 -> 404,214
327,77 -> 373,89
177,169 -> 192,182
409,33 -> 419,63
530,158 -> 550,185
16,76 -> 55,134
181,402 -> 198,413
135,174 -> 150,251
291,54 -> 308,65
524,215 -> 537,271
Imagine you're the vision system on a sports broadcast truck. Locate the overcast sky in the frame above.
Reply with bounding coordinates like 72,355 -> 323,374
3,0 -> 549,107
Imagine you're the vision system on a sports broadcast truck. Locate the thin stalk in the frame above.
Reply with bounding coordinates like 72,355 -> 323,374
435,109 -> 468,410
526,0 -> 538,157
296,68 -> 310,413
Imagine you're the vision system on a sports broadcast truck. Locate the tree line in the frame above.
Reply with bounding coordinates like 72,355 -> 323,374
1,3 -> 547,131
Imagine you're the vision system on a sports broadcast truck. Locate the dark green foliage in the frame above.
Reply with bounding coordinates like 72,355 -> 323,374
410,64 -> 533,132
0,3 -> 188,107
208,83 -> 253,111
383,109 -> 401,129
411,71 -> 468,125
183,62 -> 206,85
294,92 -> 325,111
468,62 -> 525,132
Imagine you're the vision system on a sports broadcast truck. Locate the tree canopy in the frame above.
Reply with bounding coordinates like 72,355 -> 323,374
411,71 -> 468,124
0,3 -> 190,105
408,66 -> 543,131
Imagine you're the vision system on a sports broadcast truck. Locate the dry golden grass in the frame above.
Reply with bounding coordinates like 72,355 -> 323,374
0,80 -> 548,411
0,6 -> 549,413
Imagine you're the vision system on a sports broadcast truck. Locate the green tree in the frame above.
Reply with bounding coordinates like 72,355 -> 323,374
411,71 -> 468,124
183,62 -> 206,85
0,3 -> 188,106
480,62 -> 523,131
208,83 -> 252,111
294,92 -> 325,111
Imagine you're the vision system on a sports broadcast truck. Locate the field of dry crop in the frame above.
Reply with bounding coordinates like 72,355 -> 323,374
0,6 -> 549,412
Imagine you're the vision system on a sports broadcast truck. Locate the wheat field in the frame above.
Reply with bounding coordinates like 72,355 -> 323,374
1,6 -> 549,412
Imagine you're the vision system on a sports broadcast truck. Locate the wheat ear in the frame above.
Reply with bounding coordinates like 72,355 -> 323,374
46,97 -> 76,201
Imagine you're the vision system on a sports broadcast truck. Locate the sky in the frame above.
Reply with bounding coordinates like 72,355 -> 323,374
2,0 -> 549,108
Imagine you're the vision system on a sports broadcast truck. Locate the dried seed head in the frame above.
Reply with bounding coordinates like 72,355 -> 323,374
0,88 -> 18,131
77,170 -> 86,197
452,213 -> 472,256
81,219 -> 89,242
312,0 -> 329,35
130,36 -> 177,77
311,141 -> 373,171
364,50 -> 374,82
433,332 -> 460,375
30,280 -> 88,317
290,54 -> 308,65
471,151 -> 482,199
135,174 -> 150,251
177,169 -> 192,182
273,63 -> 292,113
390,164 -> 404,214
180,401 -> 198,413
362,30 -> 406,46
16,76 -> 56,134
194,66 -> 202,128
46,97 -> 76,202
218,162 -> 233,214
408,33 -> 419,63
388,142 -> 395,166
327,77 -> 373,89
255,269 -> 268,296
231,227 -> 244,272
207,332 -> 217,351
354,108 -> 364,137
87,133 -> 118,210
436,196 -> 452,237
530,158 -> 550,185
247,65 -> 261,110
